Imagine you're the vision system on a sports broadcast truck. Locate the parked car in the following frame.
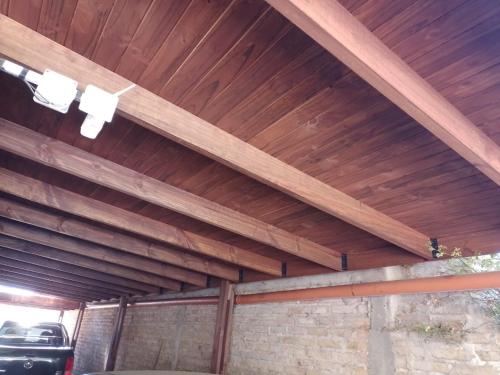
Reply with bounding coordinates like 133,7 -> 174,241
86,372 -> 212,375
0,321 -> 74,375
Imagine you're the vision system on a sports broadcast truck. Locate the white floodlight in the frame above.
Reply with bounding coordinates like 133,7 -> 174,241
1,60 -> 23,76
78,84 -> 119,139
80,114 -> 105,139
33,69 -> 78,113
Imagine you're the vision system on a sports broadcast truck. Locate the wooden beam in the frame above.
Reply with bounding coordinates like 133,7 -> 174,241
0,291 -> 79,310
266,0 -> 500,186
0,246 -> 157,294
0,217 -> 203,287
211,280 -> 235,374
105,296 -> 127,371
0,256 -> 135,296
0,264 -> 124,298
71,303 -> 85,348
0,120 -> 342,269
0,15 -> 431,259
0,276 -> 100,301
0,170 -> 281,277
0,235 -> 181,291
0,267 -> 114,300
0,196 -> 238,282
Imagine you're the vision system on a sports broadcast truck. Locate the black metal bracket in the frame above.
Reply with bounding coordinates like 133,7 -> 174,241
206,276 -> 211,288
341,254 -> 348,271
180,282 -> 186,292
238,269 -> 244,282
430,238 -> 440,258
281,262 -> 288,277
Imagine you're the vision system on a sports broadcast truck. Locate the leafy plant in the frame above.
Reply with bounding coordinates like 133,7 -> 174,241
410,322 -> 467,342
427,242 -> 500,325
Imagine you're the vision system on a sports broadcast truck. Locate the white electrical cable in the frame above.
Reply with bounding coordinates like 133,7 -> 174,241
113,83 -> 136,97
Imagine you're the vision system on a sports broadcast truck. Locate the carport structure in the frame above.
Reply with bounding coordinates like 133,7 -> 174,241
0,0 -> 499,373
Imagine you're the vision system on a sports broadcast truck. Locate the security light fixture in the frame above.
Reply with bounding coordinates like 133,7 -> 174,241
0,58 -> 135,140
79,84 -> 119,139
33,69 -> 78,113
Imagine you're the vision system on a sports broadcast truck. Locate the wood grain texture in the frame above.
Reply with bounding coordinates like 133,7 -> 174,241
0,277 -> 93,301
64,0 -> 115,57
0,266 -> 118,299
0,291 -> 79,310
0,234 -> 180,291
0,245 -> 155,294
115,0 -> 190,81
91,0 -> 153,70
0,168 -> 281,276
0,274 -> 102,301
0,256 -> 142,295
0,196 -> 239,281
37,0 -> 78,43
1,2 -> 498,276
0,217 -> 199,287
266,0 -> 500,186
7,0 -> 42,30
0,16 -> 426,261
0,119 -> 342,269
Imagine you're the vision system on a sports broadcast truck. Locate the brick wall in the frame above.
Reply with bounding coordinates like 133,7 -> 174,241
73,302 -> 216,374
229,298 -> 370,375
73,260 -> 499,375
227,262 -> 500,375
228,292 -> 499,375
74,307 -> 117,374
115,304 -> 216,372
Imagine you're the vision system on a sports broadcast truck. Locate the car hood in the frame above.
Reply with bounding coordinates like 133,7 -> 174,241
86,371 -> 212,375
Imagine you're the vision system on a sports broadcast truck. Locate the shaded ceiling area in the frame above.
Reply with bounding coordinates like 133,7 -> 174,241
0,0 -> 498,302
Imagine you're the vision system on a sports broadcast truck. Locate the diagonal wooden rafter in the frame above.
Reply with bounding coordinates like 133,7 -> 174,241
0,291 -> 79,310
0,266 -> 117,299
0,119 -> 343,269
0,264 -> 126,298
0,15 -> 430,260
0,168 -> 281,276
0,197 -> 238,282
0,276 -> 96,302
0,246 -> 156,294
0,256 -> 141,296
266,0 -> 500,186
0,235 -> 181,291
0,217 -> 201,287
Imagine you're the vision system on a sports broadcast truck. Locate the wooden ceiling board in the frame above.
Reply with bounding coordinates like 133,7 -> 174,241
7,0 -> 42,30
176,8 -> 292,115
158,0 -> 270,103
37,0 -> 78,44
138,0 -> 233,93
0,0 -> 9,14
114,0 -> 191,81
64,0 -> 115,58
0,0 -> 498,280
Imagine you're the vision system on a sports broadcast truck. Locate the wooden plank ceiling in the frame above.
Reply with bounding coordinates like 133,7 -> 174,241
0,0 -> 498,303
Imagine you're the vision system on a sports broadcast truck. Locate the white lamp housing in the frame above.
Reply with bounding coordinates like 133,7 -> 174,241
80,114 -> 105,139
33,69 -> 78,113
78,84 -> 119,139
1,60 -> 23,76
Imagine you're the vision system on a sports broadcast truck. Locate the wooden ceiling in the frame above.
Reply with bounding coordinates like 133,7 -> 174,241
0,0 -> 498,302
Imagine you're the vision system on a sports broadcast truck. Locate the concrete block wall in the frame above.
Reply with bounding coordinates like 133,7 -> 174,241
73,260 -> 499,375
229,298 -> 370,375
227,262 -> 500,375
73,302 -> 216,374
227,292 -> 500,375
115,304 -> 216,372
74,306 -> 117,374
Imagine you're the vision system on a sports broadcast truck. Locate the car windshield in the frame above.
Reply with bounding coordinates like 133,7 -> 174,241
0,322 -> 65,346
